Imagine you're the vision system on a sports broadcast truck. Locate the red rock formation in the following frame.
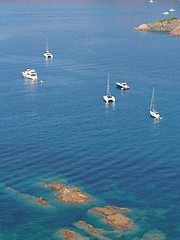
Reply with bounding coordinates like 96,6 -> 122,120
78,221 -> 98,234
43,182 -> 64,190
62,230 -> 76,239
44,181 -> 91,204
109,206 -> 128,212
37,197 -> 48,205
170,26 -> 180,36
90,206 -> 133,229
133,24 -> 150,31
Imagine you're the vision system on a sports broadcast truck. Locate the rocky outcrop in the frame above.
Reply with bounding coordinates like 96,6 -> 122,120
75,220 -> 112,240
77,221 -> 98,234
133,24 -> 150,31
6,187 -> 51,207
37,197 -> 48,205
44,181 -> 91,204
43,182 -> 64,190
90,206 -> 133,229
170,26 -> 180,36
60,229 -> 89,240
62,230 -> 76,239
133,18 -> 180,36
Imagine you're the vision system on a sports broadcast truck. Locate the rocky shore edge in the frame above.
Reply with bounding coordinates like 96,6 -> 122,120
133,18 -> 180,36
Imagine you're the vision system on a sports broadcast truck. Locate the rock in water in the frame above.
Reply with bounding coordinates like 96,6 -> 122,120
170,26 -> 180,36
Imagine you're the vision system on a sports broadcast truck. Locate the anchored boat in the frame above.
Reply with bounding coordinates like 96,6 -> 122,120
44,38 -> 53,58
103,73 -> 115,103
116,82 -> 130,90
150,88 -> 162,119
22,69 -> 38,80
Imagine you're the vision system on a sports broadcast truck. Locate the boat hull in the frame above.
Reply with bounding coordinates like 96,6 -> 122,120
44,53 -> 53,58
150,110 -> 160,119
103,95 -> 115,103
22,72 -> 38,80
116,83 -> 130,90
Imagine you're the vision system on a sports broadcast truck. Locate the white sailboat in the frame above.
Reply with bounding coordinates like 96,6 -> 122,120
150,88 -> 161,119
149,0 -> 153,3
43,38 -> 53,58
169,0 -> 175,12
103,73 -> 115,103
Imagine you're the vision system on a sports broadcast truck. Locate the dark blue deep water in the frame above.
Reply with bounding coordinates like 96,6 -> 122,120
0,0 -> 180,239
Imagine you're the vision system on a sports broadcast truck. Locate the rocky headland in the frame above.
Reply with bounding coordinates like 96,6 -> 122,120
133,18 -> 180,36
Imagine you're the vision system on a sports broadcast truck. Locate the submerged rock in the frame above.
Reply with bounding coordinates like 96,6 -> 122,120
6,187 -> 52,208
37,197 -> 48,205
75,221 -> 111,240
44,181 -> 91,204
141,229 -> 166,240
43,182 -> 64,190
90,206 -> 133,229
62,230 -> 76,239
59,229 -> 89,240
77,221 -> 98,234
133,18 -> 180,36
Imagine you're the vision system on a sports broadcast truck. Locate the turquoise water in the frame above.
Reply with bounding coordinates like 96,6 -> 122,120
0,0 -> 180,239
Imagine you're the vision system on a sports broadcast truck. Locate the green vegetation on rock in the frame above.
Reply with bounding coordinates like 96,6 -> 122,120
152,18 -> 180,24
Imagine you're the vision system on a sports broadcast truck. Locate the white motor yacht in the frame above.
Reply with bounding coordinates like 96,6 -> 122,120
44,38 -> 53,58
103,73 -> 115,103
22,69 -> 38,80
116,82 -> 130,90
162,11 -> 169,15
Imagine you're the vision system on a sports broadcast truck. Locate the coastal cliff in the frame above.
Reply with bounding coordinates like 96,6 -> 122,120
133,18 -> 180,36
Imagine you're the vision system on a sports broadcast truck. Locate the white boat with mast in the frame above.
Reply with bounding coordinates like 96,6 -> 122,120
103,73 -> 115,103
150,88 -> 162,119
43,38 -> 53,58
169,0 -> 175,12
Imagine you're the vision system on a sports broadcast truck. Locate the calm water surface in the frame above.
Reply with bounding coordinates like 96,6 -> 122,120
0,0 -> 180,239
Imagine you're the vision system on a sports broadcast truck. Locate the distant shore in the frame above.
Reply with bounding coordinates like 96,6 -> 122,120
133,18 -> 180,36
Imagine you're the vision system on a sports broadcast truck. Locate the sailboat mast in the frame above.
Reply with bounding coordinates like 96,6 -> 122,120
150,88 -> 155,111
46,38 -> 48,52
107,73 -> 110,95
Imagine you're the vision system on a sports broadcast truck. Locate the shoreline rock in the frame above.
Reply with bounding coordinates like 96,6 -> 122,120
133,18 -> 180,36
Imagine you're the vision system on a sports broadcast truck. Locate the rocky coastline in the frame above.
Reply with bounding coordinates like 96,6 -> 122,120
133,18 -> 180,36
5,180 -> 166,239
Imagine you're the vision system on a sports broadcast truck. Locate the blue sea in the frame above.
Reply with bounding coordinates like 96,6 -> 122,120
0,0 -> 180,239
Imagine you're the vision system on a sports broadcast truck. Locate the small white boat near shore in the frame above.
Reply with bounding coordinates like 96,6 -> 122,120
22,69 -> 38,80
103,73 -> 115,103
116,82 -> 130,90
